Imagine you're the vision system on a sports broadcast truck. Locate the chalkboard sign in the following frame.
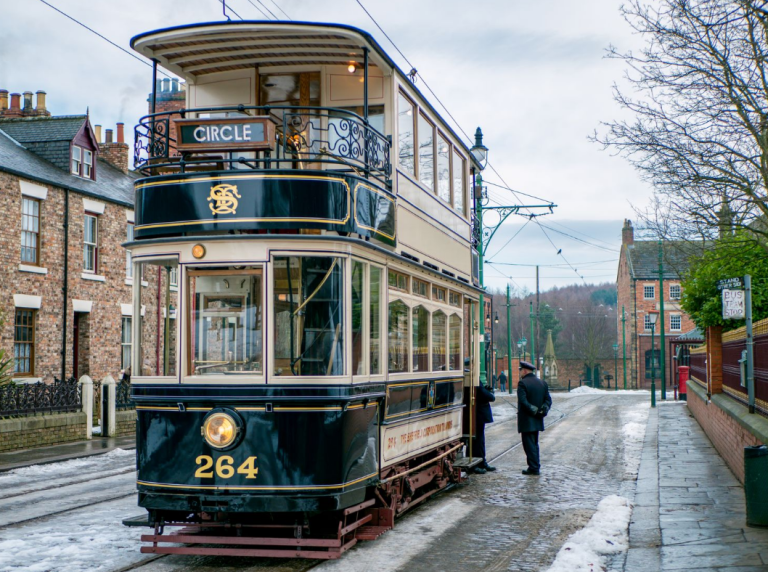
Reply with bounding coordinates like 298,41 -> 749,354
173,117 -> 275,152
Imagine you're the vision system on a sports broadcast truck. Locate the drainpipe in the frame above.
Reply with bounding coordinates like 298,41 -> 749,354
61,189 -> 69,380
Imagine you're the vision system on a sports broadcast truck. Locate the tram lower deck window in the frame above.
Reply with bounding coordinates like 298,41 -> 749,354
187,267 -> 263,376
273,256 -> 344,376
136,258 -> 179,377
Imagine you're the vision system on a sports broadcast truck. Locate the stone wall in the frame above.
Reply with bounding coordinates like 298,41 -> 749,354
116,409 -> 136,438
687,381 -> 766,484
0,412 -> 87,453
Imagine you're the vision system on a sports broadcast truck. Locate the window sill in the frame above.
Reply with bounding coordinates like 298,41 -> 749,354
81,273 -> 106,282
19,264 -> 48,275
140,280 -> 149,287
170,285 -> 179,292
125,278 -> 133,286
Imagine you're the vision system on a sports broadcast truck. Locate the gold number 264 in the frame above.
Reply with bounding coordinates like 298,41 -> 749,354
194,455 -> 259,479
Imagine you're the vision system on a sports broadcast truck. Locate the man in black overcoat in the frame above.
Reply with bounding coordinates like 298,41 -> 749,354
499,370 -> 507,392
517,360 -> 552,475
473,380 -> 497,474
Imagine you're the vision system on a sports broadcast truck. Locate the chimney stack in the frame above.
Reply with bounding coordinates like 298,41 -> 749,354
35,90 -> 47,115
0,90 -> 7,112
162,78 -> 170,93
94,124 -> 102,143
98,124 -> 129,173
6,93 -> 22,117
105,128 -> 113,143
116,123 -> 124,144
622,219 -> 634,246
22,91 -> 33,114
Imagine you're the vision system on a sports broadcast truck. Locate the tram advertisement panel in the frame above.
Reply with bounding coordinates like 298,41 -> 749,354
381,409 -> 462,468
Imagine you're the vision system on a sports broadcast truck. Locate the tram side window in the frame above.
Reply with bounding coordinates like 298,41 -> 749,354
453,150 -> 466,216
437,133 -> 451,204
370,266 -> 382,375
412,305 -> 429,372
388,299 -> 409,373
398,93 -> 415,176
418,114 -> 434,191
137,259 -> 179,377
273,256 -> 344,376
187,267 -> 263,376
448,314 -> 461,371
351,260 -> 364,376
432,310 -> 447,371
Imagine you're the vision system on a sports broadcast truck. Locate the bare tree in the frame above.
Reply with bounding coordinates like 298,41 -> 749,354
567,309 -> 615,380
594,0 -> 768,249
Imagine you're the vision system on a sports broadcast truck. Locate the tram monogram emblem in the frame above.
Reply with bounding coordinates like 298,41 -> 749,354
208,184 -> 241,215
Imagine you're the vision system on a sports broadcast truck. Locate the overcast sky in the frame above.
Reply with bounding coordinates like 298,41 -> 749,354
0,0 -> 649,293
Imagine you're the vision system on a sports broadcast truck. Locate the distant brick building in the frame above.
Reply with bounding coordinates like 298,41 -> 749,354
0,88 -> 138,383
617,220 -> 700,389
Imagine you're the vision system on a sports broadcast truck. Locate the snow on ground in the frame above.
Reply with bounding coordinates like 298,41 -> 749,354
0,448 -> 134,486
0,495 -> 152,572
620,403 -> 650,478
569,386 -> 651,396
543,495 -> 633,572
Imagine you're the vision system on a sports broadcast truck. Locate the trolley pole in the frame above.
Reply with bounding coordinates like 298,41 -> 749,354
507,284 -> 512,392
658,241 -> 666,400
622,306 -> 627,390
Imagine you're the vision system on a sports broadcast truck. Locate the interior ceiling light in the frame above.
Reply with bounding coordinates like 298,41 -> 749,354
348,63 -> 356,73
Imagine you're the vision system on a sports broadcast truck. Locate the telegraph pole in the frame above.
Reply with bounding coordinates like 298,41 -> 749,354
622,305 -> 627,390
536,265 -> 540,373
658,241 -> 666,400
507,284 -> 512,391
529,301 -> 536,369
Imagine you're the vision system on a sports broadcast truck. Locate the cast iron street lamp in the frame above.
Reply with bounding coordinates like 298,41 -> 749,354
648,311 -> 659,408
613,342 -> 619,391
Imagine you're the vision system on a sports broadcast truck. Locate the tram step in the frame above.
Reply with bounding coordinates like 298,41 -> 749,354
452,457 -> 483,469
355,526 -> 391,541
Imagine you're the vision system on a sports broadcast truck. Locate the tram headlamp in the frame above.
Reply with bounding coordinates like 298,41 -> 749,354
192,244 -> 206,259
202,412 -> 238,449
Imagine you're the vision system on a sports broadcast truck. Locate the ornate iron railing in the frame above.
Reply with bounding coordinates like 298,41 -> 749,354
134,105 -> 392,187
116,379 -> 134,410
0,377 -> 80,418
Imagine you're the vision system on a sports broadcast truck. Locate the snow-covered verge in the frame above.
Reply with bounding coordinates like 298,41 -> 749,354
543,495 -> 633,572
569,386 -> 651,396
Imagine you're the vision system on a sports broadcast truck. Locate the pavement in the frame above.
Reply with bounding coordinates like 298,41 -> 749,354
0,434 -> 135,472
624,402 -> 768,571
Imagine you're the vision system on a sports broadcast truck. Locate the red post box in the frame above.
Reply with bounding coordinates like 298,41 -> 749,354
678,366 -> 690,402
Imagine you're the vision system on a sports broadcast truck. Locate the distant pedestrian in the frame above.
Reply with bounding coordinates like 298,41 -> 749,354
517,360 -> 552,476
499,370 -> 507,392
473,380 -> 497,474
492,373 -> 498,391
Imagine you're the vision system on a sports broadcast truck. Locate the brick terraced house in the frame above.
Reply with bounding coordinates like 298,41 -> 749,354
0,88 -> 139,383
617,220 -> 701,389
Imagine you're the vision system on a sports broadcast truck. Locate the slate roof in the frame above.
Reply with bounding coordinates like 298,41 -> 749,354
0,129 -> 136,207
625,240 -> 704,280
0,115 -> 87,143
675,327 -> 704,342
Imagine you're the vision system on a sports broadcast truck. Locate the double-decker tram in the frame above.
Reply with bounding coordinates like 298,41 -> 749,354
125,20 -> 485,559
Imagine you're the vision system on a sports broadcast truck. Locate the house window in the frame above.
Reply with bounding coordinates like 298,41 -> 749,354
121,316 -> 132,371
125,223 -> 134,278
418,113 -> 435,191
169,266 -> 178,287
644,314 -> 653,331
83,149 -> 93,178
71,146 -> 82,175
21,197 -> 40,265
397,92 -> 415,176
670,314 -> 682,331
13,309 -> 35,375
643,285 -> 655,300
83,214 -> 98,273
670,284 -> 681,300
644,349 -> 660,378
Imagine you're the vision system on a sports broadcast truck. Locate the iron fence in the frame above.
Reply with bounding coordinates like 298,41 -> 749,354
0,377 -> 80,418
134,105 -> 392,187
116,379 -> 135,410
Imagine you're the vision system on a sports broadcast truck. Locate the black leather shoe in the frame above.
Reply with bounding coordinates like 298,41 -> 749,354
473,466 -> 487,474
483,463 -> 497,472
522,468 -> 540,476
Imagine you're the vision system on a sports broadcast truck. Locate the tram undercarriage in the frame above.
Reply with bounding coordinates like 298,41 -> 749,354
128,442 -> 473,559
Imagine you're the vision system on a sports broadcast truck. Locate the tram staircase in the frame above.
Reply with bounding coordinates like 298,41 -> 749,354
297,265 -> 342,376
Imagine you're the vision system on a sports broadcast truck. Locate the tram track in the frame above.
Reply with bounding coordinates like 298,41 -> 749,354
0,465 -> 136,501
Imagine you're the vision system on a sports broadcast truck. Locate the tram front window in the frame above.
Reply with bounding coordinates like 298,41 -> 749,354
273,256 -> 344,377
137,259 -> 179,377
187,268 -> 263,375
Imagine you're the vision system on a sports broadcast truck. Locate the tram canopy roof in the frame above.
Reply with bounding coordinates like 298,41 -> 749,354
130,21 -> 396,82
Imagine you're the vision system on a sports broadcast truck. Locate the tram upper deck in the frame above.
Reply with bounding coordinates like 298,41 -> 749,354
130,21 -> 480,284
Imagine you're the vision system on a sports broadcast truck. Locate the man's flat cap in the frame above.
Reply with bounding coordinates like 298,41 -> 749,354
519,360 -> 536,371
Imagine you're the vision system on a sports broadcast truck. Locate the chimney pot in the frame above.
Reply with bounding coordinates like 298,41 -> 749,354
105,129 -> 113,144
94,125 -> 102,143
116,123 -> 125,144
35,90 -> 47,112
171,79 -> 179,92
162,78 -> 171,93
0,90 -> 8,112
10,93 -> 21,110
22,91 -> 33,112
622,219 -> 635,246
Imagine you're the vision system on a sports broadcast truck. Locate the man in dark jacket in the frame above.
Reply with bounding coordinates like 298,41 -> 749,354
499,370 -> 507,392
473,380 -> 497,474
517,361 -> 552,475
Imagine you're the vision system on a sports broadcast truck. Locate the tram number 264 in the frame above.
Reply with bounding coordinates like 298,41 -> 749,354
195,455 -> 259,479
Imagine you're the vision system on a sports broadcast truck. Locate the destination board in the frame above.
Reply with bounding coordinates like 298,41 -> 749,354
173,116 -> 275,152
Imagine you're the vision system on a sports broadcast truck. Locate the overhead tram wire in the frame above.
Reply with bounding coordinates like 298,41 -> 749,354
548,220 -> 619,249
221,0 -> 245,19
267,0 -> 292,19
536,222 -> 619,253
37,0 -> 172,78
244,0 -> 276,19
486,259 -> 619,268
488,218 -> 532,260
